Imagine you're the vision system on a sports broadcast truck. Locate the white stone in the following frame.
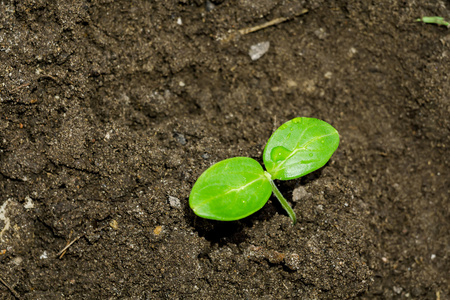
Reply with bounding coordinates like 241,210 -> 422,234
169,196 -> 181,209
249,41 -> 270,61
292,186 -> 312,202
40,251 -> 48,259
0,199 -> 12,242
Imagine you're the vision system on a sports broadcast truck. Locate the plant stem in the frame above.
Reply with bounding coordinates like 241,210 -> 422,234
269,179 -> 297,225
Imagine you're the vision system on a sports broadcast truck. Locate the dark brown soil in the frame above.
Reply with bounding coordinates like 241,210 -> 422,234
1,1 -> 449,299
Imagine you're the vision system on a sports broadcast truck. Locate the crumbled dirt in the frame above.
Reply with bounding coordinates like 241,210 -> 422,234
0,0 -> 449,299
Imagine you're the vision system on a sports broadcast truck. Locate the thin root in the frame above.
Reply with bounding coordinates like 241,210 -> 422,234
0,276 -> 21,299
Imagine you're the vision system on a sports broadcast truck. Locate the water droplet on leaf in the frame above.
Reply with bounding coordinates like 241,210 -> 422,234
270,146 -> 291,162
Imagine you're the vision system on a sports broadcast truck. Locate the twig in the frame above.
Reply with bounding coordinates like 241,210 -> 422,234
0,276 -> 20,299
10,83 -> 30,93
38,74 -> 59,82
57,234 -> 84,259
221,8 -> 309,42
56,225 -> 107,259
239,9 -> 309,35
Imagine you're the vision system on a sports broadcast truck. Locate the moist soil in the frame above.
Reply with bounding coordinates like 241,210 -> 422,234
0,1 -> 449,299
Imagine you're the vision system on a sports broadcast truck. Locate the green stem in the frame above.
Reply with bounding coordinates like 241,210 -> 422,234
269,179 -> 297,225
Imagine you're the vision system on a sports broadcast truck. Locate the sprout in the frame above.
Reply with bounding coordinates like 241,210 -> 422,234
189,117 -> 339,224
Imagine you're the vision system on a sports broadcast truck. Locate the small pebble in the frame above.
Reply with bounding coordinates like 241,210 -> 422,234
12,257 -> 23,265
173,132 -> 187,145
292,186 -> 312,202
348,47 -> 357,58
249,41 -> 270,61
24,196 -> 34,209
153,226 -> 163,235
314,28 -> 328,40
109,219 -> 119,230
205,1 -> 215,12
168,196 -> 181,209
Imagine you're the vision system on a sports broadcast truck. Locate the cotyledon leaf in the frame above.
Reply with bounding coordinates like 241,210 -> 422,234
263,117 -> 339,180
189,157 -> 272,221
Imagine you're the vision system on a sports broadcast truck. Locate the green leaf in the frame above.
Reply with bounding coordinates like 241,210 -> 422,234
189,157 -> 272,221
263,117 -> 339,180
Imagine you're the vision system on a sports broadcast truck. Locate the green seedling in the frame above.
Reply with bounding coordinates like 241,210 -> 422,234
189,117 -> 339,225
415,16 -> 450,28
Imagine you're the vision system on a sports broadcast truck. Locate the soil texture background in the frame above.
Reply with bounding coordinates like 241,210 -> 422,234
0,0 -> 449,299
